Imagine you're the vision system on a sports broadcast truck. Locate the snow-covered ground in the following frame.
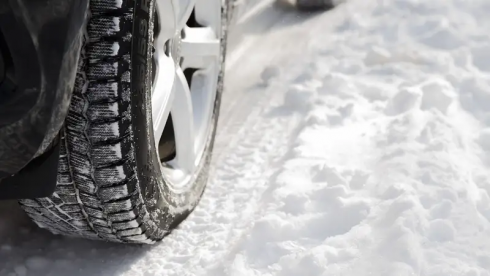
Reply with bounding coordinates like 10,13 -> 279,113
2,0 -> 490,275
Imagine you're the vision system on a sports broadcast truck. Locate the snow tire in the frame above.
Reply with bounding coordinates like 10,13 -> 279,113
18,0 -> 228,244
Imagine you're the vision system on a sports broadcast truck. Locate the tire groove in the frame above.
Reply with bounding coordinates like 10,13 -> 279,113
67,35 -> 106,237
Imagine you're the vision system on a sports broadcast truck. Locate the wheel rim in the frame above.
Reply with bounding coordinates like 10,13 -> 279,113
152,0 -> 222,189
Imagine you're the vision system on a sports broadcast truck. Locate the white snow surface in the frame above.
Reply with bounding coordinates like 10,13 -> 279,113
2,0 -> 490,275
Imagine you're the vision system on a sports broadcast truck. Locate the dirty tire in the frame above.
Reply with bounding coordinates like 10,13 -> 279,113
19,0 -> 228,244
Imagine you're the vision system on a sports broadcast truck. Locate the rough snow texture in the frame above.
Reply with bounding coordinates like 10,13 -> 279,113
1,0 -> 490,275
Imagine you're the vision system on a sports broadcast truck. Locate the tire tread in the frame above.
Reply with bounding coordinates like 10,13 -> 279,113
19,0 -> 155,244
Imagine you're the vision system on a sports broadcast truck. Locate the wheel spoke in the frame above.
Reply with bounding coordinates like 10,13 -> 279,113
190,63 -> 219,157
175,0 -> 197,31
155,0 -> 177,49
169,68 -> 195,173
194,0 -> 222,34
152,55 -> 176,144
181,27 -> 220,69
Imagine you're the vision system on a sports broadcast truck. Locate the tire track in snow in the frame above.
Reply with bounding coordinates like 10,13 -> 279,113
140,9 -> 334,276
146,64 -> 304,276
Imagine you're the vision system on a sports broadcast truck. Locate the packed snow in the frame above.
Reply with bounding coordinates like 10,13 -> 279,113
1,0 -> 490,275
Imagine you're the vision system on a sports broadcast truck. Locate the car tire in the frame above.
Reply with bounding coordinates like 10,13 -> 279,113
18,0 -> 228,244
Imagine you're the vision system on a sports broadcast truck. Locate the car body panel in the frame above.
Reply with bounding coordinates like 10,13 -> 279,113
0,0 -> 89,178
0,0 -> 88,199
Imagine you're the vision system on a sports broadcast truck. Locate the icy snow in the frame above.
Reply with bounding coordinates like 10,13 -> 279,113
1,0 -> 490,275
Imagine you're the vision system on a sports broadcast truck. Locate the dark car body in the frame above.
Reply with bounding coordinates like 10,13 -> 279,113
0,0 -> 89,199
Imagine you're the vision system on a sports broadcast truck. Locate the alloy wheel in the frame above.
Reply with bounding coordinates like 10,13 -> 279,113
152,0 -> 222,190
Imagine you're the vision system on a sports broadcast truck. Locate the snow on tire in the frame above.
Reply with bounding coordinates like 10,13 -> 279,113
18,0 -> 228,244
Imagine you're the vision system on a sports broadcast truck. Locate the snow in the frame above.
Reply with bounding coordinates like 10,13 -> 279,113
112,42 -> 120,56
2,0 -> 490,275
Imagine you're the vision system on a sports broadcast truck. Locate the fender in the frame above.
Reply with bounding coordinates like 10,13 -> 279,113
0,0 -> 88,198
